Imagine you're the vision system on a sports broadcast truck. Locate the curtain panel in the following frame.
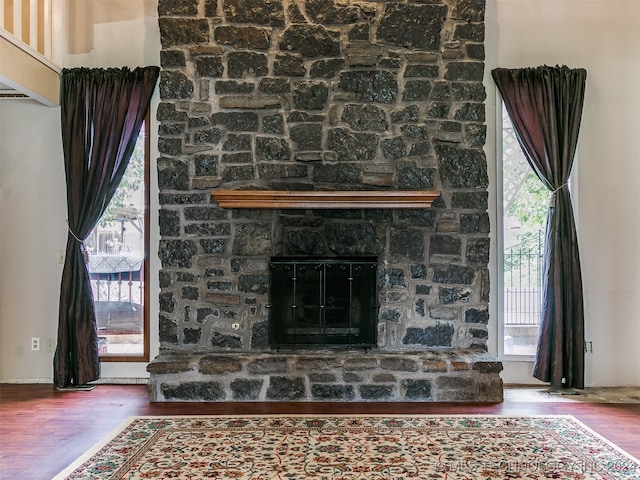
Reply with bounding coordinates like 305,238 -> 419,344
492,65 -> 587,389
54,66 -> 159,388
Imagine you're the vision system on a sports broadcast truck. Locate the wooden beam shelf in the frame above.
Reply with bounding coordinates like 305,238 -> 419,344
211,190 -> 440,209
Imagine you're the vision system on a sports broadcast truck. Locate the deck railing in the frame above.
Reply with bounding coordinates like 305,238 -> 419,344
504,231 -> 544,326
1,0 -> 53,58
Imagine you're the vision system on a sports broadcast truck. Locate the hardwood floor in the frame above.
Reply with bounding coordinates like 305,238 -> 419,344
0,384 -> 638,480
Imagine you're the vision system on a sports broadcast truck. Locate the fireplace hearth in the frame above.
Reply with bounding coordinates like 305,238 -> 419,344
269,257 -> 378,349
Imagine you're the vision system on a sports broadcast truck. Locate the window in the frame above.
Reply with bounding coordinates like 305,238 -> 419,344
86,117 -> 150,361
499,102 -> 549,357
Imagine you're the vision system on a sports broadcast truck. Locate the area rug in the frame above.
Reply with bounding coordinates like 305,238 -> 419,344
54,415 -> 639,480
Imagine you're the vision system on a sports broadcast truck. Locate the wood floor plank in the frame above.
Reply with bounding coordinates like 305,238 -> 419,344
0,384 -> 638,480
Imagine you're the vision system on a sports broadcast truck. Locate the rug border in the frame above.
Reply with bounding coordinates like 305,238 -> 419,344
52,413 -> 639,479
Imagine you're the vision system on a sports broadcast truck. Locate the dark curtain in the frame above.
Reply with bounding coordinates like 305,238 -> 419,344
492,65 -> 587,389
54,66 -> 159,388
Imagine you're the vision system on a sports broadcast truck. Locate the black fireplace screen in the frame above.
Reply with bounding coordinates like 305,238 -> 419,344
269,257 -> 378,348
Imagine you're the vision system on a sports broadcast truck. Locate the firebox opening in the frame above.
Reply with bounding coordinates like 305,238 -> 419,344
268,257 -> 378,349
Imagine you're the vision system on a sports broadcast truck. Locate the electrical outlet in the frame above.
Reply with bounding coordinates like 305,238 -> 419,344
584,341 -> 593,353
58,250 -> 65,264
47,338 -> 55,353
31,337 -> 40,351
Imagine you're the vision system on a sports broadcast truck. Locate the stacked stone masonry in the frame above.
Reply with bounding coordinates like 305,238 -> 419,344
150,0 -> 502,401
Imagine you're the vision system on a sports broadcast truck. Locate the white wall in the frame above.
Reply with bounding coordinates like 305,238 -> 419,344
0,0 -> 160,382
1,0 -> 638,386
485,0 -> 640,386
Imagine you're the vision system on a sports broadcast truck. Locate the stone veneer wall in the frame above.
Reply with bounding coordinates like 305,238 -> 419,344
148,0 -> 503,401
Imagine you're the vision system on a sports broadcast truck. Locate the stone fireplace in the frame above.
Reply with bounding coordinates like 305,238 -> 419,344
147,0 -> 503,401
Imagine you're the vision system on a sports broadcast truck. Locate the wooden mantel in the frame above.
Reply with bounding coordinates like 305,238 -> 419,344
211,190 -> 440,209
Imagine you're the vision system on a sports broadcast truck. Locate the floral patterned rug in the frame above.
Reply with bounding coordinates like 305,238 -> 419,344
54,415 -> 639,480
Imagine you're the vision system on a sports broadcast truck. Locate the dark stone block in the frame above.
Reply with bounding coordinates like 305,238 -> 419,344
221,165 -> 255,183
305,0 -> 361,24
157,102 -> 188,122
310,373 -> 337,382
452,83 -> 486,102
256,137 -> 291,161
222,0 -> 284,25
159,209 -> 180,236
227,52 -> 268,78
221,152 -> 252,164
207,281 -> 232,291
215,81 -> 254,94
435,144 -> 488,188
183,327 -> 201,344
399,210 -> 435,228
258,163 -> 307,179
293,82 -> 329,110
465,123 -> 487,148
158,137 -> 182,156
312,384 -> 355,401
159,292 -> 175,313
214,26 -> 270,49
274,53 -> 306,77
403,80 -> 432,101
158,0 -> 198,16
341,104 -> 388,131
233,224 -> 271,255
195,56 -> 224,77
204,268 -> 224,277
159,71 -> 193,100
391,105 -> 419,124
409,141 -> 431,157
159,123 -> 185,136
454,23 -> 485,42
177,272 -> 198,282
380,357 -> 419,372
310,58 -> 345,78
287,111 -> 325,123
247,357 -> 289,374
433,264 -> 475,284
379,309 -> 401,322
259,78 -> 290,94
381,137 -> 407,160
251,320 -> 268,348
267,377 -> 306,400
182,286 -> 199,301
416,284 -> 432,295
199,356 -> 242,374
444,62 -> 485,82
466,44 -> 485,60
161,381 -> 225,401
400,124 -> 430,140
359,385 -> 393,400
467,238 -> 490,264
221,134 -> 249,152
211,332 -> 242,348
404,65 -> 439,78
377,3 -> 447,50
403,379 -> 432,400
339,71 -> 397,103
473,360 -> 504,373
313,163 -> 362,184
193,128 -> 223,145
290,123 -> 322,150
396,162 -> 435,190
455,103 -> 485,122
403,323 -> 454,347
197,308 -> 214,323
159,240 -> 197,268
279,25 -> 340,58
415,298 -> 425,316
231,379 -> 263,400
327,128 -> 378,161
194,154 -> 218,176
410,264 -> 427,280
378,268 -> 405,288
159,271 -> 171,288
469,327 -> 488,339
184,207 -> 227,221
427,102 -> 450,119
159,314 -> 178,343
439,286 -> 472,304
263,114 -> 285,134
451,191 -> 488,209
200,239 -> 227,254
390,228 -> 424,260
460,213 -> 490,234
238,273 -> 269,294
212,112 -> 259,131
285,229 -> 326,255
160,50 -> 186,68
204,0 -> 217,16
158,18 -> 209,47
287,1 -> 305,22
349,23 -> 369,41
326,223 -> 384,256
452,0 -> 485,21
